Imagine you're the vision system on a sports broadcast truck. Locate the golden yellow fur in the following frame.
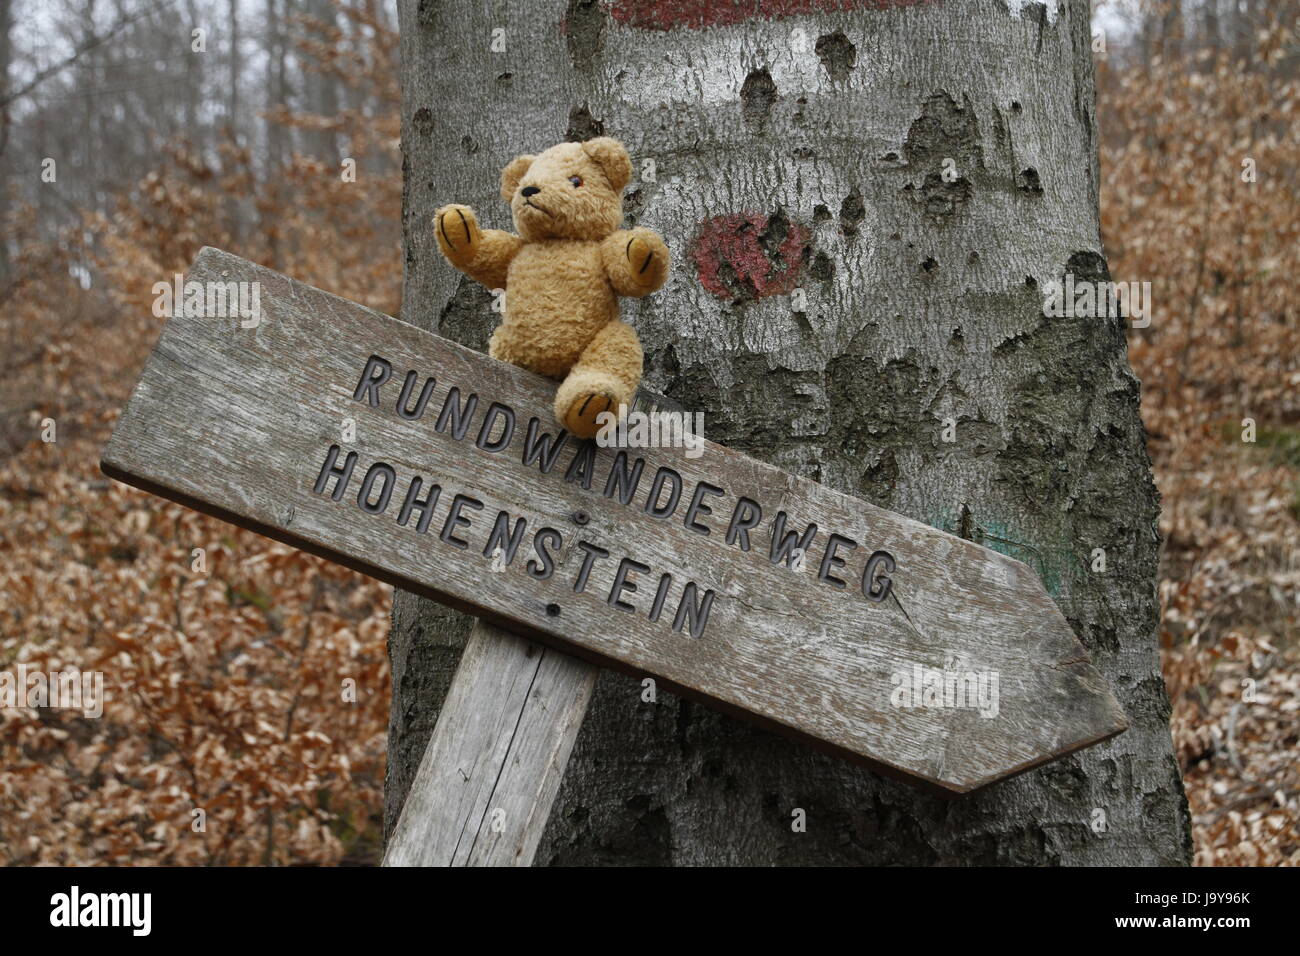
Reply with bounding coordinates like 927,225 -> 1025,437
434,138 -> 669,438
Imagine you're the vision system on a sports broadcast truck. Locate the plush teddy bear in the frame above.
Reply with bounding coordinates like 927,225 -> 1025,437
434,137 -> 670,439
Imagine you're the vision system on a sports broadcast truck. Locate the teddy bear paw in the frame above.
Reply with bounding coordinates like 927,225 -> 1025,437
556,371 -> 630,440
563,390 -> 619,440
435,204 -> 481,264
624,230 -> 670,291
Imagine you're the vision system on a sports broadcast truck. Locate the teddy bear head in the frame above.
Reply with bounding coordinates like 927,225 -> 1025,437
500,137 -> 633,242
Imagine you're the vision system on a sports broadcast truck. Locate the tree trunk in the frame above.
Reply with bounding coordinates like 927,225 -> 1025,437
387,0 -> 1192,866
306,0 -> 340,160
1203,0 -> 1220,52
1159,0 -> 1183,60
227,0 -> 239,133
265,0 -> 288,174
0,0 -> 12,286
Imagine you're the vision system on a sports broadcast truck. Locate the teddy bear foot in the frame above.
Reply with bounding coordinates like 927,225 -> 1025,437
555,370 -> 631,440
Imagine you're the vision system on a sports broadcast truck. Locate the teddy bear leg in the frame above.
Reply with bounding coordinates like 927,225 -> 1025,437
554,321 -> 643,439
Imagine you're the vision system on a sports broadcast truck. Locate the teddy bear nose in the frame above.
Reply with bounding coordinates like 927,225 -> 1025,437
520,186 -> 540,197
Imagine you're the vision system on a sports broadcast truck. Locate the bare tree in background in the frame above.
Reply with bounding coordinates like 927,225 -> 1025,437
265,0 -> 289,174
226,0 -> 238,133
1,0 -> 13,285
305,0 -> 339,160
0,0 -> 408,255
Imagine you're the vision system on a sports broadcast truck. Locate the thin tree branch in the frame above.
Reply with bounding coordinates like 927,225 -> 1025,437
0,0 -> 177,109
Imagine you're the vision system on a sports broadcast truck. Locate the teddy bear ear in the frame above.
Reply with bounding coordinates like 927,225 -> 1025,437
581,137 -> 632,193
500,155 -> 535,202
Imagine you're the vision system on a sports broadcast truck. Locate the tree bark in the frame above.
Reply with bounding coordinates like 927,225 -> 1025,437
388,0 -> 1192,866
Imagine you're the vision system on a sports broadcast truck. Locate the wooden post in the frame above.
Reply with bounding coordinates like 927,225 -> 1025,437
382,623 -> 596,866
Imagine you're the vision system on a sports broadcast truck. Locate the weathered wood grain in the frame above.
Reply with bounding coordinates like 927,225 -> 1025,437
102,247 -> 1126,794
382,620 -> 597,866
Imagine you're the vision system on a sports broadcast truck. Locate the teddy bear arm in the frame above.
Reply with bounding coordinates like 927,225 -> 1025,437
460,229 -> 523,291
600,229 -> 670,297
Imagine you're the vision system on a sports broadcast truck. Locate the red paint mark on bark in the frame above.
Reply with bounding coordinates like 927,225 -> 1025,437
609,0 -> 935,31
692,213 -> 810,301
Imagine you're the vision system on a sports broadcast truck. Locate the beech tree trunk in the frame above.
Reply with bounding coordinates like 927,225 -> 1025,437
387,0 -> 1193,866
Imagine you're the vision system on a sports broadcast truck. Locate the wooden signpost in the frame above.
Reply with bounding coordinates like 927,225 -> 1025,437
103,248 -> 1127,864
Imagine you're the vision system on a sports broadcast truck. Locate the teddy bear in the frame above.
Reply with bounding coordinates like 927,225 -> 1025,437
433,137 -> 670,439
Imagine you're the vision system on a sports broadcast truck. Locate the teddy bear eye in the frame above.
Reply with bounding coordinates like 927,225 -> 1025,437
569,175 -> 583,187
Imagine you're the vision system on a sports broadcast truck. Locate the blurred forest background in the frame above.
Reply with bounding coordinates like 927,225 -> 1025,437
0,0 -> 1295,865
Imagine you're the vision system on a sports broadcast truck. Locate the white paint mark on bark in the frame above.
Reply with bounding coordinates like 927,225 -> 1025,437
1005,1 -> 1059,25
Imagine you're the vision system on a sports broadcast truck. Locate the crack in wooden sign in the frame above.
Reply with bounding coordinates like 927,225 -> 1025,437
102,248 -> 1127,794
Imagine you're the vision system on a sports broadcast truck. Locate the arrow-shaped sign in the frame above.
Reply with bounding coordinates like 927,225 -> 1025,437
103,248 -> 1126,795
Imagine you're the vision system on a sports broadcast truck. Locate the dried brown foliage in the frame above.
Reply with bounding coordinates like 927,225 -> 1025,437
1,2 -> 1295,865
1,3 -> 399,865
1099,4 -> 1299,864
